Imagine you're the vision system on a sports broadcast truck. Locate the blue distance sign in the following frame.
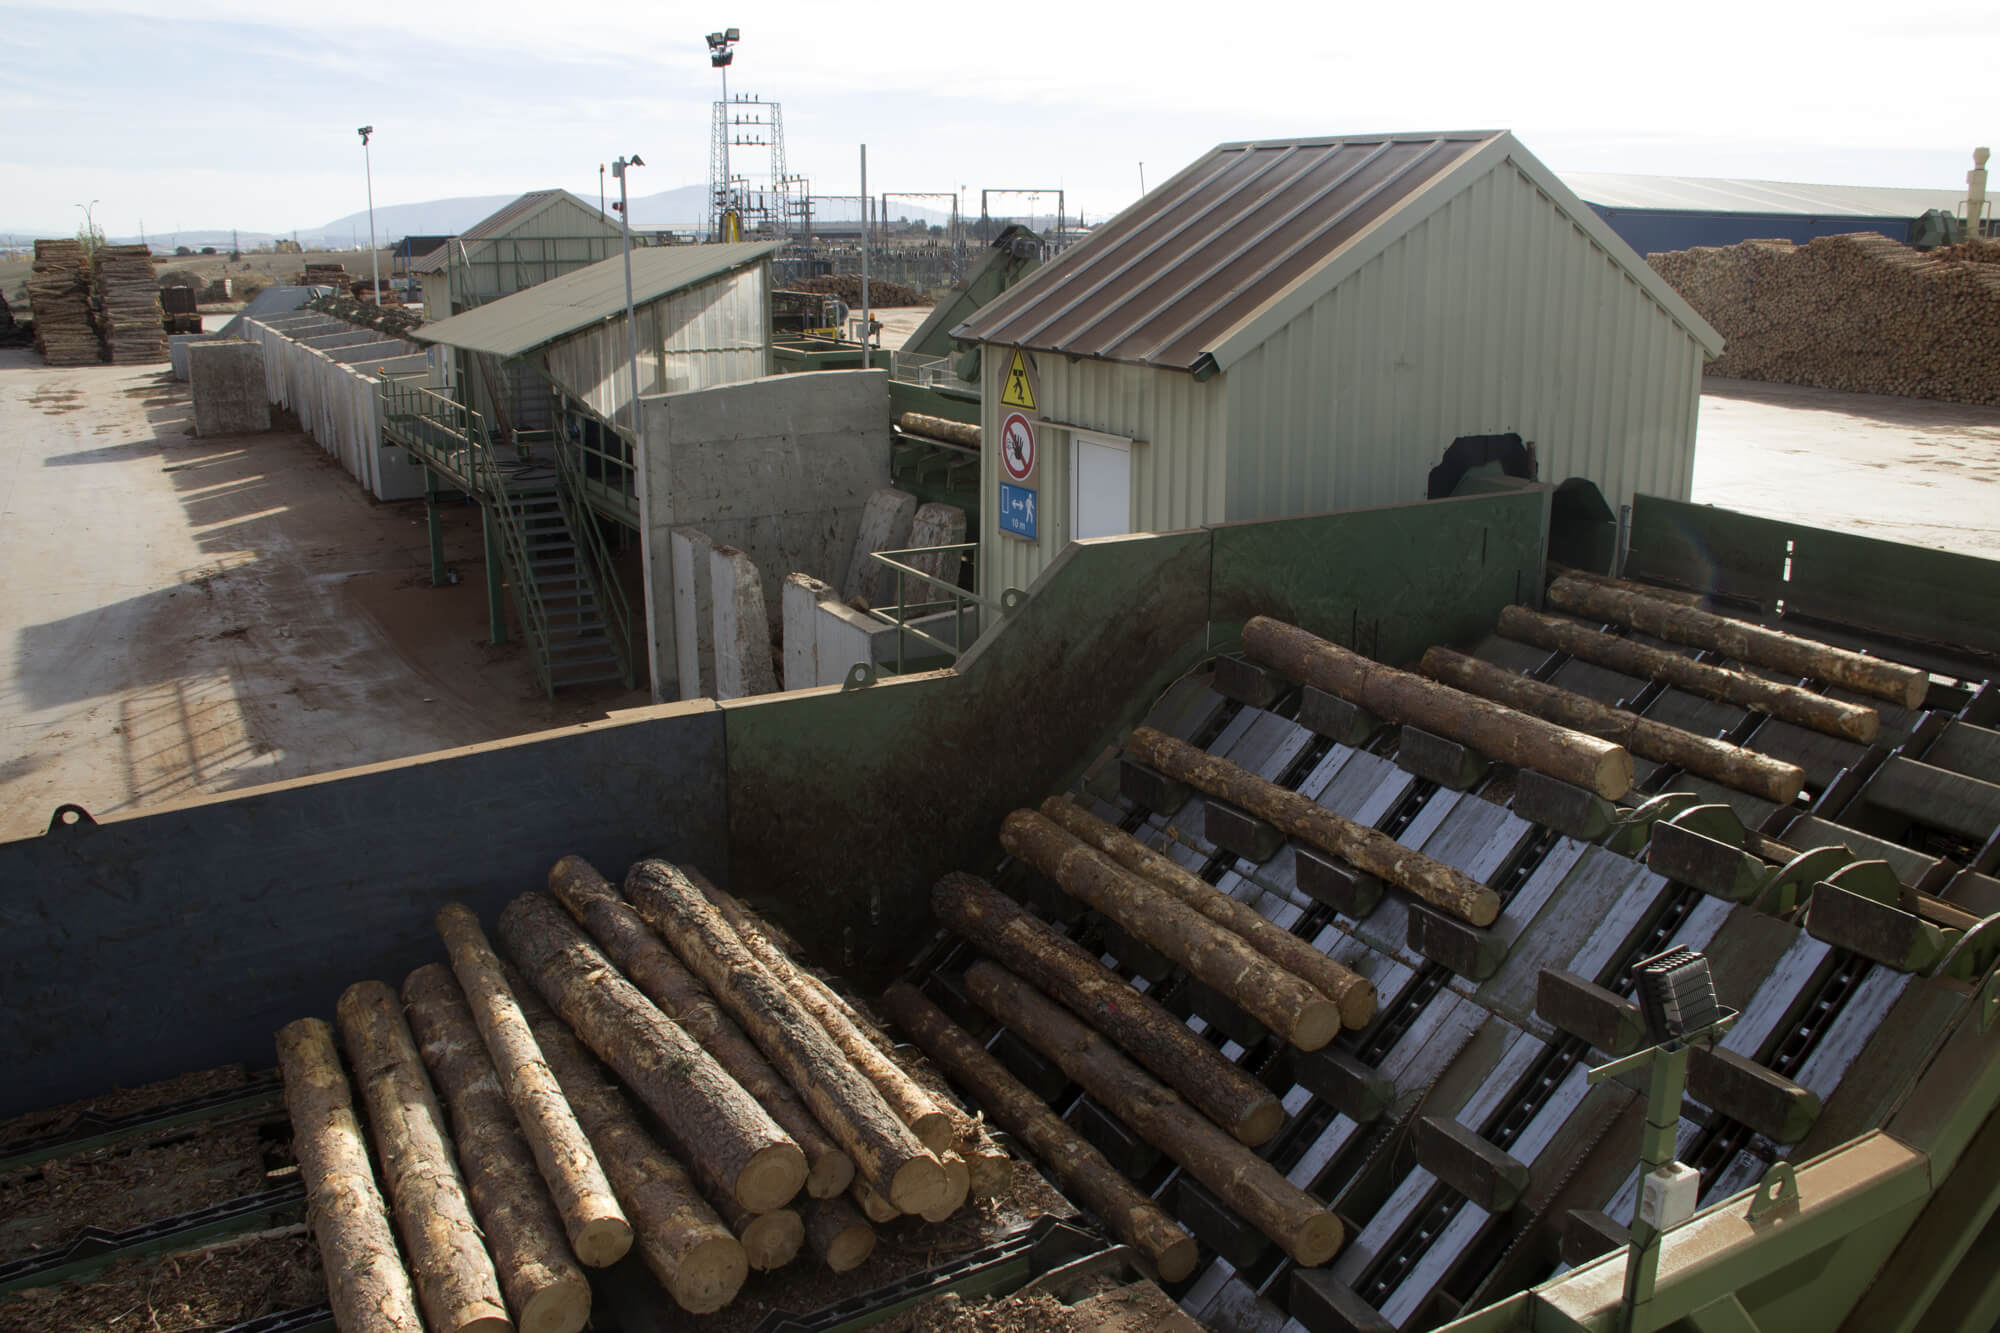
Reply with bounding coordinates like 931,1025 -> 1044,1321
998,482 -> 1038,540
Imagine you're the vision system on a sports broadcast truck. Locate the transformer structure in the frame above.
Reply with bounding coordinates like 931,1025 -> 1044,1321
710,94 -> 788,241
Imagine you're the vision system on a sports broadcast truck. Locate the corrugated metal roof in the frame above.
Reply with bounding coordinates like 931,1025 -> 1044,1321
953,133 -> 1501,371
410,242 -> 777,358
409,190 -> 607,274
1567,173 -> 1963,219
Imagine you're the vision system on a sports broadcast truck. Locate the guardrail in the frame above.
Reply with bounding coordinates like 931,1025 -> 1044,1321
863,542 -> 988,672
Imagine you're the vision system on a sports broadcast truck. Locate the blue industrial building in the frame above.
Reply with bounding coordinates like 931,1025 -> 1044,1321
1565,173 -> 1962,255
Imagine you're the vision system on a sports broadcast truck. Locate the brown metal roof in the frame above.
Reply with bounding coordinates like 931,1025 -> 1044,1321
409,189 -> 599,274
952,132 -> 1502,371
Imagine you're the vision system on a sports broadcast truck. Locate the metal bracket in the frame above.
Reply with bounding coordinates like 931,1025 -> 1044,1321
1000,587 -> 1028,613
1746,1160 -> 1800,1222
1980,966 -> 2000,1033
45,803 -> 97,836
842,662 -> 878,691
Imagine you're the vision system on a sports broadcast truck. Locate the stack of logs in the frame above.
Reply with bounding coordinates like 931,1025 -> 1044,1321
94,244 -> 168,364
1648,233 -> 2000,404
27,239 -> 98,366
276,857 -> 1008,1333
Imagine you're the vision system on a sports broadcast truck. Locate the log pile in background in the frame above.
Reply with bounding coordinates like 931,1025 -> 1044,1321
93,245 -> 168,364
784,274 -> 926,308
1648,233 -> 2000,404
28,239 -> 98,366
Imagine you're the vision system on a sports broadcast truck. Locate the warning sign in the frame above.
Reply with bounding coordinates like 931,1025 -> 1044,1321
1000,347 -> 1038,412
999,412 -> 1037,483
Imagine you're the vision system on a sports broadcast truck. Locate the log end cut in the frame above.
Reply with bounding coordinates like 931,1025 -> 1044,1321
916,1152 -> 971,1224
571,1213 -> 636,1269
887,1151 -> 952,1217
1153,1233 -> 1200,1285
1335,976 -> 1378,1031
1291,998 -> 1343,1053
819,1221 -> 875,1273
1591,747 -> 1635,802
518,1275 -> 592,1333
740,1209 -> 805,1272
667,1235 -> 750,1315
1465,888 -> 1503,930
909,1109 -> 955,1154
1236,1097 -> 1288,1149
453,1310 -> 512,1333
1291,1211 -> 1346,1268
734,1141 -> 810,1215
806,1147 -> 858,1199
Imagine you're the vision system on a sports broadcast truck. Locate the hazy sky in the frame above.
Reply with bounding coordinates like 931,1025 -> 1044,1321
4,0 -> 1993,239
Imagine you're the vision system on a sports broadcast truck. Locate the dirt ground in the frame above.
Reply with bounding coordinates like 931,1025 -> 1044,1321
0,349 -> 643,842
1692,376 -> 2000,557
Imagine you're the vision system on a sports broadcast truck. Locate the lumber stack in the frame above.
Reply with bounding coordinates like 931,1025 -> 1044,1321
93,244 -> 168,363
274,855 -> 1014,1328
1649,233 -> 2000,404
27,239 -> 98,366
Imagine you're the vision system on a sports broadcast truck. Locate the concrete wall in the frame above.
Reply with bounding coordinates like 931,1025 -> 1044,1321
188,340 -> 270,437
639,369 -> 893,701
244,316 -> 436,502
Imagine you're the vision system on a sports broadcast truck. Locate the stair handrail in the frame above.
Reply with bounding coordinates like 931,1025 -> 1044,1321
550,437 -> 637,689
476,445 -> 556,697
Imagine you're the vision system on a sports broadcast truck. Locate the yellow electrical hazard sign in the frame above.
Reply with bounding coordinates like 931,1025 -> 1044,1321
1000,347 -> 1038,411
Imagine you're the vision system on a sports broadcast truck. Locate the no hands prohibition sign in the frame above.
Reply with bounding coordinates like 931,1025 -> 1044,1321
1000,412 -> 1036,482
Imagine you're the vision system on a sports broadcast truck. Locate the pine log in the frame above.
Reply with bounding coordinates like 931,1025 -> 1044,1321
496,892 -> 806,1213
506,968 -> 748,1314
335,982 -> 510,1333
275,1019 -> 426,1333
1000,810 -> 1343,1050
964,963 -> 1340,1267
1038,798 -> 1376,1029
898,411 -> 981,449
930,872 -> 1284,1144
920,1152 -> 972,1224
1496,605 -> 1880,743
1420,647 -> 1807,803
689,874 -> 955,1152
803,1198 -> 877,1273
624,860 -> 951,1217
1545,574 -> 1929,707
851,1178 -> 901,1224
547,857 -> 854,1198
436,903 -> 631,1265
403,965 -> 591,1333
1127,726 -> 1502,927
881,983 -> 1201,1282
713,1195 -> 805,1272
1242,615 -> 1634,797
1547,565 -> 1708,607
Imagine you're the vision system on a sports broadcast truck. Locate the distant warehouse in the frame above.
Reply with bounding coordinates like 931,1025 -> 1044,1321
1568,173 -> 1964,254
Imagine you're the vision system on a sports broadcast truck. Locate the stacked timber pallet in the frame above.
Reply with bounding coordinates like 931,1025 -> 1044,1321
1648,234 -> 2000,404
27,239 -> 99,366
276,856 -> 1009,1333
94,244 -> 168,363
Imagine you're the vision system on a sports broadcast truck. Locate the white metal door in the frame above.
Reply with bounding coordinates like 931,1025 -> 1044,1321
1071,432 -> 1132,540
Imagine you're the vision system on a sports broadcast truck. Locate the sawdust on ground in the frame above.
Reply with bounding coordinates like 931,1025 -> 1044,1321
0,1228 -> 322,1333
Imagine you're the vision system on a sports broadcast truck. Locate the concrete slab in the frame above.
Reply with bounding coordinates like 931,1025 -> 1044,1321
187,340 -> 269,437
782,573 -> 834,692
843,487 -> 917,605
671,527 -> 717,701
906,501 -> 968,595
711,544 -> 777,699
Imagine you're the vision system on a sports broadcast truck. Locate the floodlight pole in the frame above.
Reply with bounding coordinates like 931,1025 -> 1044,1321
358,127 -> 380,304
613,152 -> 661,699
859,144 -> 869,370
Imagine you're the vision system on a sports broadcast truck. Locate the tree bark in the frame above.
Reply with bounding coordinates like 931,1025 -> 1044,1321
1546,565 -> 1707,607
1242,615 -> 1634,797
1421,647 -> 1806,803
1497,604 -> 1880,743
898,412 -> 981,449
931,872 -> 1283,1144
547,857 -> 854,1199
689,873 -> 955,1152
403,965 -> 592,1333
506,967 -> 748,1315
802,1198 -> 877,1273
1000,811 -> 1343,1050
496,892 -> 806,1214
435,903 -> 630,1265
881,982 -> 1199,1282
335,982 -> 510,1333
623,860 -> 950,1217
1545,574 -> 1929,707
1038,798 -> 1376,1029
275,1018 -> 426,1333
962,963 -> 1342,1268
1126,726 -> 1502,927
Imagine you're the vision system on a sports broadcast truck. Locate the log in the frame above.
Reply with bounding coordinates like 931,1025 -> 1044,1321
335,982 -> 510,1333
403,965 -> 592,1333
1243,614 -> 1634,798
1039,798 -> 1377,1029
547,856 -> 855,1199
505,967 -> 748,1314
1545,574 -> 1929,707
851,1179 -> 900,1224
436,903 -> 631,1265
803,1198 -> 877,1273
898,411 -> 981,450
1127,726 -> 1502,927
1546,565 -> 1708,607
1496,605 -> 1880,743
496,893 -> 806,1214
1420,647 -> 1807,804
624,860 -> 951,1217
930,872 -> 1284,1144
922,1152 -> 972,1224
689,874 -> 955,1152
1000,810 -> 1343,1050
963,963 -> 1340,1267
714,1196 -> 804,1272
880,983 -> 1201,1282
274,1018 -> 426,1333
